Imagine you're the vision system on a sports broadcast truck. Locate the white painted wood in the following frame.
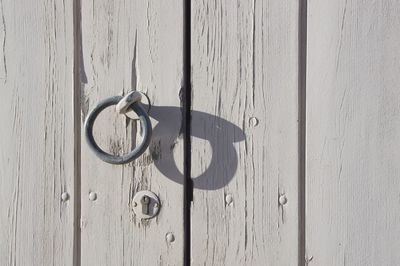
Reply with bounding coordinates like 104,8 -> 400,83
0,0 -> 76,265
306,1 -> 400,265
80,1 -> 184,265
191,1 -> 300,265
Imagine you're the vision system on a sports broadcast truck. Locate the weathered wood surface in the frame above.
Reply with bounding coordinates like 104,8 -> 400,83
0,0 -> 76,265
191,1 -> 301,265
79,1 -> 184,265
306,1 -> 400,265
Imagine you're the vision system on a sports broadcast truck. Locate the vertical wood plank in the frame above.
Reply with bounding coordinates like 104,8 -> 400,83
80,1 -> 184,265
307,1 -> 400,265
0,0 -> 75,265
191,1 -> 300,265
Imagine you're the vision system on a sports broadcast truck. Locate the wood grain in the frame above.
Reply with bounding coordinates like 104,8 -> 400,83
306,1 -> 400,265
191,1 -> 301,265
0,0 -> 76,265
79,0 -> 184,265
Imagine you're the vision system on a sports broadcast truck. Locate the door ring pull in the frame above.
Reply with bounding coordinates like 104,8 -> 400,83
84,95 -> 152,165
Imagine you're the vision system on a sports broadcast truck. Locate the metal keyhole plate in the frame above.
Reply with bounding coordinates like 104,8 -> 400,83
132,190 -> 160,220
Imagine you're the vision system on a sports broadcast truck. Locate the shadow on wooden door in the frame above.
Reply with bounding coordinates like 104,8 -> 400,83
147,104 -> 245,190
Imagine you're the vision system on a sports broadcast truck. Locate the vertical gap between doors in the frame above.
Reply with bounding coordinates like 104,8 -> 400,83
183,0 -> 193,265
298,0 -> 307,265
73,0 -> 82,265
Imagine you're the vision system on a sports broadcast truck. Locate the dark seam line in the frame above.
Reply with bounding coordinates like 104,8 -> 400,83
183,0 -> 192,265
298,0 -> 307,265
73,0 -> 82,265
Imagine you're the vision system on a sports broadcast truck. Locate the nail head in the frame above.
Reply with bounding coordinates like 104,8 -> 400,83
89,192 -> 97,201
279,195 -> 288,205
61,192 -> 69,202
249,117 -> 259,127
166,232 -> 175,243
225,194 -> 233,205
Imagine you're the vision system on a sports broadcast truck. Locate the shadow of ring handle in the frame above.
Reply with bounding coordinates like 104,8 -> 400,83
84,95 -> 152,165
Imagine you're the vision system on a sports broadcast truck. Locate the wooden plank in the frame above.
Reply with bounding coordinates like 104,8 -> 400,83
306,1 -> 400,265
79,1 -> 184,265
191,1 -> 300,265
0,0 -> 76,265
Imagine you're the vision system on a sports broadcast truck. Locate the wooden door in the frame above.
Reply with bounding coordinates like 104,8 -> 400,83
2,0 -> 400,266
1,0 -> 185,265
79,1 -> 184,265
190,0 -> 302,265
0,0 -> 76,264
306,1 -> 400,265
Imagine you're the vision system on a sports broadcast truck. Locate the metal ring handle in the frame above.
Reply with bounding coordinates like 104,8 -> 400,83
84,96 -> 152,165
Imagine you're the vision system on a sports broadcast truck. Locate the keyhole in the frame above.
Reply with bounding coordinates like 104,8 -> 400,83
141,195 -> 150,215
132,190 -> 160,220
